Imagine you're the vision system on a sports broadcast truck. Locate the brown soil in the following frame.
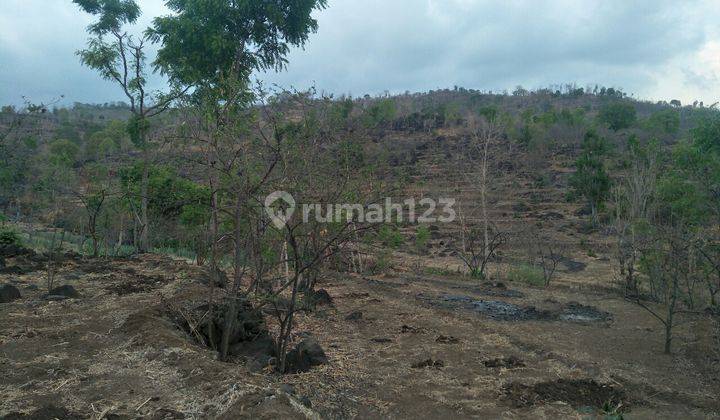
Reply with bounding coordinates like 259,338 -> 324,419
1,251 -> 719,418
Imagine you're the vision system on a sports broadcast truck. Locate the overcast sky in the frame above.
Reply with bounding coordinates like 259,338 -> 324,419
1,0 -> 719,106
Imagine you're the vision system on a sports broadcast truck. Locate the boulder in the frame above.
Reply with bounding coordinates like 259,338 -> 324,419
309,289 -> 333,306
284,338 -> 328,373
0,284 -> 21,303
344,310 -> 363,321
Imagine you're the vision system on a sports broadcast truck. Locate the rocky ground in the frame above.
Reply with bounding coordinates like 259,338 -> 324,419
1,246 -> 719,419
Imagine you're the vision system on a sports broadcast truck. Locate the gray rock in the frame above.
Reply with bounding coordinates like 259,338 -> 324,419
0,284 -> 21,303
284,338 -> 328,373
344,310 -> 363,321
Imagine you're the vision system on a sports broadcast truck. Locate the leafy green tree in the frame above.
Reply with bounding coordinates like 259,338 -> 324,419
599,102 -> 636,131
570,130 -> 611,223
73,0 -> 186,253
145,0 -> 329,363
147,0 -> 328,88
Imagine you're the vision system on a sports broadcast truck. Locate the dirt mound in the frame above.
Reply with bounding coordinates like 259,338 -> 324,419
121,307 -> 193,349
503,378 -> 628,411
0,244 -> 35,259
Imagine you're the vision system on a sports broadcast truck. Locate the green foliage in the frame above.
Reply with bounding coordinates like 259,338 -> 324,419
646,109 -> 680,134
517,123 -> 533,146
0,227 -> 21,247
415,225 -> 430,252
599,102 -> 636,131
73,0 -> 140,35
363,99 -> 397,128
148,0 -> 328,86
378,225 -> 404,249
372,249 -> 393,274
690,113 -> 720,153
85,120 -> 130,160
570,131 -> 612,220
479,106 -> 498,123
119,163 -> 210,225
126,115 -> 151,148
48,139 -> 80,167
506,264 -> 545,286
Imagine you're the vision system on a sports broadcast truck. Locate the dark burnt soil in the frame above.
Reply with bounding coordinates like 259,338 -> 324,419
503,378 -> 628,411
419,292 -> 613,323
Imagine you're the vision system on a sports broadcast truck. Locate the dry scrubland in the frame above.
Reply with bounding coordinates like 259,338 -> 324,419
2,93 -> 720,418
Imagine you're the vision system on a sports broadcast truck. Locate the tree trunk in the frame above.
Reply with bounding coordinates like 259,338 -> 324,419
481,135 -> 489,263
139,150 -> 150,253
219,192 -> 245,361
206,164 -> 219,351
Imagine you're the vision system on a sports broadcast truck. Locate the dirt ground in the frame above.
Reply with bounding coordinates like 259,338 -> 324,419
1,251 -> 719,419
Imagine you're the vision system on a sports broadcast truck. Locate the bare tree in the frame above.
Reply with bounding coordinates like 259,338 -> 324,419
454,109 -> 507,279
612,138 -> 658,295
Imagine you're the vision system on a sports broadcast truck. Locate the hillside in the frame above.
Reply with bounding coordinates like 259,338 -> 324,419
2,87 -> 720,418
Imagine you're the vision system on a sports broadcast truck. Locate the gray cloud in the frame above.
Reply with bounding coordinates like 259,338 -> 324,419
1,0 -> 718,106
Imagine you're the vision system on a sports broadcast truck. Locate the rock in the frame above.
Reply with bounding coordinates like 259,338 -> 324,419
284,338 -> 328,373
25,284 -> 38,290
279,384 -> 296,395
0,284 -> 21,303
199,267 -> 228,288
400,324 -> 420,333
309,288 -> 333,306
541,211 -> 565,220
47,285 -> 79,298
484,356 -> 525,368
0,244 -> 35,258
229,334 -> 275,359
345,310 -> 363,321
299,396 -> 312,408
435,335 -> 459,344
411,358 -> 444,369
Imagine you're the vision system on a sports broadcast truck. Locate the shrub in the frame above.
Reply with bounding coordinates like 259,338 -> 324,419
378,225 -> 404,249
647,109 -> 680,134
0,227 -> 21,247
415,225 -> 430,252
598,102 -> 636,131
507,264 -> 545,286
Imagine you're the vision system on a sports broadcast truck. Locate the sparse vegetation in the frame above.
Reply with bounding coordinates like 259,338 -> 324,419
0,1 -> 719,417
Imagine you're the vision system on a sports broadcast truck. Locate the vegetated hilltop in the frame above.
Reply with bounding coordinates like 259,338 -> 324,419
0,85 -> 711,248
